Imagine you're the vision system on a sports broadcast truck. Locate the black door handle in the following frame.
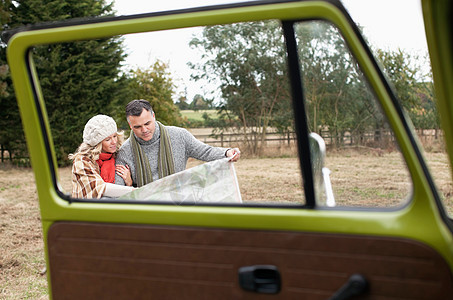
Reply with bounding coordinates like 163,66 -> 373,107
329,274 -> 368,300
238,265 -> 281,294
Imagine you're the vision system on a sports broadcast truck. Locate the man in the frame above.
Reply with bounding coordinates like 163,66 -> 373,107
115,99 -> 240,187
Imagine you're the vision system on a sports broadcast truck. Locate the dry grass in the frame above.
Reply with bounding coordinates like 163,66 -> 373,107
326,150 -> 411,207
1,150 -> 453,299
0,166 -> 47,300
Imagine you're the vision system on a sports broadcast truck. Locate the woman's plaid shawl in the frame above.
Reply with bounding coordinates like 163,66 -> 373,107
71,155 -> 106,198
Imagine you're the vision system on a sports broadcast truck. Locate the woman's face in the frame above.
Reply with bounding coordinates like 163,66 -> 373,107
101,133 -> 118,153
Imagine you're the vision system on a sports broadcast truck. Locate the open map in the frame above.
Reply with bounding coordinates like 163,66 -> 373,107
119,157 -> 242,204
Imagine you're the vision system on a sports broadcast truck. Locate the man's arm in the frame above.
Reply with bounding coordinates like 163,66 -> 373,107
180,128 -> 239,162
115,141 -> 136,186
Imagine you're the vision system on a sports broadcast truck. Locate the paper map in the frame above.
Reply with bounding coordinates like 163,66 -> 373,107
119,157 -> 242,204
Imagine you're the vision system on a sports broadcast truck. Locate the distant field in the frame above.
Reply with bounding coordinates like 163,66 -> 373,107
180,109 -> 219,121
1,152 -> 453,298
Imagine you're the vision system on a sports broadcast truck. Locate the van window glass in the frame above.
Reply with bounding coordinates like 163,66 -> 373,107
294,20 -> 412,207
35,19 -> 414,208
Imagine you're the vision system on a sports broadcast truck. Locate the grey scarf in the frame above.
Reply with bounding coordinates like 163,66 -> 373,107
130,121 -> 175,187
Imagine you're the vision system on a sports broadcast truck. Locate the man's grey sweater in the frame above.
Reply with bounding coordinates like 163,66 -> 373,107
115,124 -> 228,185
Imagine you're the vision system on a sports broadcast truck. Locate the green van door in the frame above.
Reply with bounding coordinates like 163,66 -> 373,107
4,0 -> 453,298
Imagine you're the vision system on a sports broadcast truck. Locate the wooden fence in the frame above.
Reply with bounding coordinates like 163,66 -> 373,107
192,131 -> 295,147
0,129 -> 444,165
193,128 -> 443,148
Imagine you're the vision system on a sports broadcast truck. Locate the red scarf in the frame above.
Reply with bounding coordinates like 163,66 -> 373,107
96,152 -> 115,183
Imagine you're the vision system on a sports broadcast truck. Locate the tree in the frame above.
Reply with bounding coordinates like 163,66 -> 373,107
1,0 -> 128,166
175,93 -> 190,110
0,0 -> 27,163
127,60 -> 182,126
0,0 -> 12,29
376,49 -> 421,110
294,22 -> 437,148
0,63 -> 21,163
412,82 -> 439,131
189,94 -> 210,111
295,21 -> 382,147
189,19 -> 436,152
376,49 -> 438,131
189,20 -> 291,155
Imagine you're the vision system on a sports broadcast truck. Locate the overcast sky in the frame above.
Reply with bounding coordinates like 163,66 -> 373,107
111,0 -> 428,101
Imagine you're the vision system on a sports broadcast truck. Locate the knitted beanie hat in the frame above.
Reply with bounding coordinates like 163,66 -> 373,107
83,115 -> 117,146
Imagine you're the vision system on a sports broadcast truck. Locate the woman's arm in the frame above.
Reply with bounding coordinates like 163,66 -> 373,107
104,183 -> 135,198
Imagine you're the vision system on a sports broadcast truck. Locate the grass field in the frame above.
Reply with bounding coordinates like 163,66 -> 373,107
1,151 -> 452,298
180,109 -> 218,121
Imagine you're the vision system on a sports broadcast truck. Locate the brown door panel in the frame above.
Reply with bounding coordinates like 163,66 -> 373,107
47,222 -> 453,299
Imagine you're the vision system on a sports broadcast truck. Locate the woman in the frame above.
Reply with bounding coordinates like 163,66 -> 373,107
68,114 -> 134,198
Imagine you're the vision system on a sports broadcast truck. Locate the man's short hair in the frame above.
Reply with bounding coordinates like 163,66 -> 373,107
126,99 -> 153,118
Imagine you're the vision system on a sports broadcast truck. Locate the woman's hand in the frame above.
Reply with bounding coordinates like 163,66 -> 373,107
116,164 -> 133,186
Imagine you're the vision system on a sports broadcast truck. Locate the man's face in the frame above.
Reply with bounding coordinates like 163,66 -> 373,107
128,109 -> 156,142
